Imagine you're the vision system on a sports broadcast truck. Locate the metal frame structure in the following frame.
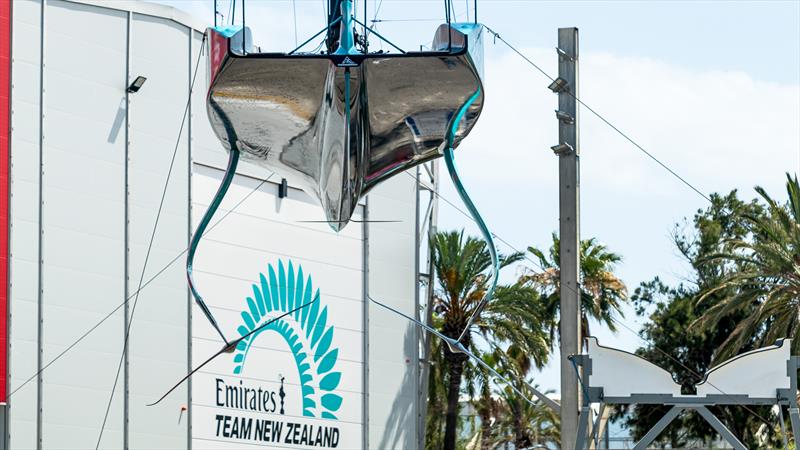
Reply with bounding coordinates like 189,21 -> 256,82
572,338 -> 800,450
415,159 -> 439,450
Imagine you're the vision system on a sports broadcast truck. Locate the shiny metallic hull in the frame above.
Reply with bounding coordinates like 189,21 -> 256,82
207,24 -> 484,229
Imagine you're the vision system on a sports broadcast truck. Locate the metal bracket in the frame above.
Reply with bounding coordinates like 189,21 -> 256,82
556,46 -> 575,62
278,178 -> 289,198
555,109 -> 575,124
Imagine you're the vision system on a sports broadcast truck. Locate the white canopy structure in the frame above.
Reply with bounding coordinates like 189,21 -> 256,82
574,337 -> 799,450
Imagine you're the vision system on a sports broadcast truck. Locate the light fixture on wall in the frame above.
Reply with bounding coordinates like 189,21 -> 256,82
127,76 -> 147,93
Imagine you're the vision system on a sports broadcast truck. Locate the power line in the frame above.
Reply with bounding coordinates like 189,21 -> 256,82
482,25 -> 714,206
473,25 -> 779,433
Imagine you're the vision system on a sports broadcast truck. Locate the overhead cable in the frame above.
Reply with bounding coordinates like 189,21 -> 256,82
483,25 -> 714,205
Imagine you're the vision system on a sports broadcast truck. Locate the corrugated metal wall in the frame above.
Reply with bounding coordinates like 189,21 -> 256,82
6,1 -> 422,449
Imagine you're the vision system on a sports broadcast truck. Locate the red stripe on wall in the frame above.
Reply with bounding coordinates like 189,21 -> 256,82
0,0 -> 10,403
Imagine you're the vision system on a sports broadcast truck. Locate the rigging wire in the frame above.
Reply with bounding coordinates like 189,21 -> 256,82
95,34 -> 208,449
482,25 -> 714,206
607,315 -> 776,430
292,0 -> 299,47
369,296 -> 560,413
6,169 -> 277,401
371,18 -> 441,23
373,0 -> 384,23
148,296 -> 319,406
368,0 -> 385,50
407,172 -> 776,430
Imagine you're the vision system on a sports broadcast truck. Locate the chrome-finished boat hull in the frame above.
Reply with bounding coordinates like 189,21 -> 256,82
207,23 -> 484,229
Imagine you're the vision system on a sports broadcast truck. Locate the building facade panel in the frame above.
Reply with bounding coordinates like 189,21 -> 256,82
40,2 -> 126,448
4,2 -> 423,448
127,10 -> 192,449
8,1 -> 43,447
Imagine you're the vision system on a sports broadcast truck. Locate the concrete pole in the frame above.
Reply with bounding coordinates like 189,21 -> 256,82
556,27 -> 581,449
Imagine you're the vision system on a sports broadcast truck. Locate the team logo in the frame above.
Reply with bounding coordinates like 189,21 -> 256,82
337,56 -> 359,67
231,260 -> 342,420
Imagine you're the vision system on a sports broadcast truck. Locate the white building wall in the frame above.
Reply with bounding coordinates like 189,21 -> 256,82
6,1 -> 422,448
8,1 -> 43,448
7,1 -> 196,448
39,2 -> 127,448
126,12 -> 192,450
366,175 -> 420,450
189,166 -> 368,449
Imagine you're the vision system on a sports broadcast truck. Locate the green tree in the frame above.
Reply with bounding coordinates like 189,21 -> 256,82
694,173 -> 800,360
488,345 -> 559,449
493,380 -> 560,449
431,230 -> 550,450
525,233 -> 628,346
464,345 -> 559,450
620,190 -> 782,447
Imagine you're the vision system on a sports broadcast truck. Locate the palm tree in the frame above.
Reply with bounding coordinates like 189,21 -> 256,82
431,230 -> 550,450
493,381 -> 560,449
468,345 -> 560,450
525,233 -> 628,347
466,351 -> 503,450
694,173 -> 800,360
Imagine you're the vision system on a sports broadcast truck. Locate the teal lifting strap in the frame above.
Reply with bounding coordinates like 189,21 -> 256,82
442,87 -> 500,344
187,102 -> 241,346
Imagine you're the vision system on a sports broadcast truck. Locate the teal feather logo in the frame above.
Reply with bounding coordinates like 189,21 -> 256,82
231,260 -> 342,419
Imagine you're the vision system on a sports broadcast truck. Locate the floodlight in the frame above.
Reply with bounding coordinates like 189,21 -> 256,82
555,109 -> 574,124
127,76 -> 147,93
547,77 -> 568,93
550,142 -> 574,155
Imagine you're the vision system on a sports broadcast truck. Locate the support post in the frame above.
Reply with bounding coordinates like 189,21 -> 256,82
575,406 -> 591,450
632,406 -> 684,450
790,408 -> 800,449
417,160 -> 439,450
556,26 -> 580,449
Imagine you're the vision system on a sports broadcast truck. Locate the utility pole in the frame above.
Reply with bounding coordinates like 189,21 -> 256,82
552,27 -> 580,449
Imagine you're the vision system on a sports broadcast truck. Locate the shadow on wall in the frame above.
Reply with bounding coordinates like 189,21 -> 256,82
377,323 -> 418,449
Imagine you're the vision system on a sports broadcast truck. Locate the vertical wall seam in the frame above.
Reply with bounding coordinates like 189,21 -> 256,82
413,168 -> 422,449
362,198 -> 369,450
186,28 -> 193,450
123,10 -> 131,450
3,0 -> 13,447
36,1 -> 45,448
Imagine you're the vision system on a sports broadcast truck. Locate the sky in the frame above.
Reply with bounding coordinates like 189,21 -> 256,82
153,0 -> 800,395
